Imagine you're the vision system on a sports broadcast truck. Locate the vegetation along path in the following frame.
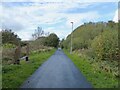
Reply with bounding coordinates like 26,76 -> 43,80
21,50 -> 92,88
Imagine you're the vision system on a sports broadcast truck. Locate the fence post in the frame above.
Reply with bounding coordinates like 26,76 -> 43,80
14,45 -> 21,64
25,43 -> 29,61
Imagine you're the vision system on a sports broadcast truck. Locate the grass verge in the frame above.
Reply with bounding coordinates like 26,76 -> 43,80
2,49 -> 56,88
64,49 -> 118,88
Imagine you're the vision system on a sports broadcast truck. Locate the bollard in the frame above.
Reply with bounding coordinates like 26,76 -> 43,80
25,56 -> 29,61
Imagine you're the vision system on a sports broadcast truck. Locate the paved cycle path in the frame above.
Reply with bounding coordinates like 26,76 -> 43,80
21,50 -> 92,88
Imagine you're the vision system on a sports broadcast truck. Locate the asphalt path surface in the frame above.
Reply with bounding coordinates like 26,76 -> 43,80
21,50 -> 92,88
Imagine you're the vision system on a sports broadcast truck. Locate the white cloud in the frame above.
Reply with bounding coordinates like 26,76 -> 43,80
1,2 -> 117,40
17,30 -> 33,41
113,9 -> 120,23
45,27 -> 71,40
2,7 -> 27,30
2,0 -> 119,2
65,11 -> 100,28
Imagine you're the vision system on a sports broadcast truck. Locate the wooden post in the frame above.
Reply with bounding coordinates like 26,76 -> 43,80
14,45 -> 21,64
25,43 -> 29,61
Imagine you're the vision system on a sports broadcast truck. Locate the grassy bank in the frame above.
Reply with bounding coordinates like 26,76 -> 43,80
64,50 -> 118,88
2,49 -> 56,88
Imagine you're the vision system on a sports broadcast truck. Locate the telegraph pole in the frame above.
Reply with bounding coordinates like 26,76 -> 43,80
70,22 -> 73,54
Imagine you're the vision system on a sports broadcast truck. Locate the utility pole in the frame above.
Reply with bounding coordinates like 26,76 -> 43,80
70,22 -> 73,54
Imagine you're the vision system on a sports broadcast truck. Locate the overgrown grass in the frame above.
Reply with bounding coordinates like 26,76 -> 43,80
64,50 -> 118,88
2,49 -> 56,88
3,43 -> 16,49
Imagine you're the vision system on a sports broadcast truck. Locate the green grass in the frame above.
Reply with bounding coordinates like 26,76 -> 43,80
0,65 -> 2,89
64,50 -> 118,88
3,43 -> 16,49
2,49 -> 56,88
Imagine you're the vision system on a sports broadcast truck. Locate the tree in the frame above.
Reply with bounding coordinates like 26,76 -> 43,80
44,33 -> 59,48
32,27 -> 44,40
60,39 -> 65,49
2,29 -> 21,45
107,20 -> 115,28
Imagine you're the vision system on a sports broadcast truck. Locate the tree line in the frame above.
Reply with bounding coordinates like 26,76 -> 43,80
1,27 -> 59,48
1,27 -> 59,65
31,27 -> 59,48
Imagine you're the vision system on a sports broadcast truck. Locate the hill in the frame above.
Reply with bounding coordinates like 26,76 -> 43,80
61,21 -> 119,77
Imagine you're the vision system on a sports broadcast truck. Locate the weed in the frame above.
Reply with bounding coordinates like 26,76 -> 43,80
64,50 -> 118,88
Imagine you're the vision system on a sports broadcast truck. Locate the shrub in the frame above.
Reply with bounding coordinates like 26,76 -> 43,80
91,29 -> 118,61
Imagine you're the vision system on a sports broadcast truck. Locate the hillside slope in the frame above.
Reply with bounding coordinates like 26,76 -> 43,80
61,21 -> 119,86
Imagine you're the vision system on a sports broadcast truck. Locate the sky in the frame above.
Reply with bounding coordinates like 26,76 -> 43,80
0,0 -> 119,41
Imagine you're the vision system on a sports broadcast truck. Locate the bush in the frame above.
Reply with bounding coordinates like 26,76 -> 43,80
2,57 -> 13,65
3,43 -> 16,49
1,29 -> 21,45
2,48 -> 15,65
91,29 -> 118,61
